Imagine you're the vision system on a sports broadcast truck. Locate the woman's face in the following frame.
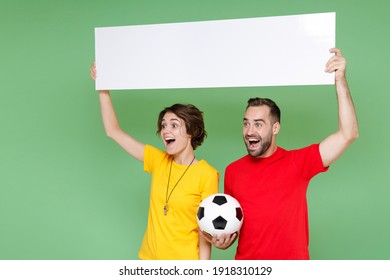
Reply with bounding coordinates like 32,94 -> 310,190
160,112 -> 192,156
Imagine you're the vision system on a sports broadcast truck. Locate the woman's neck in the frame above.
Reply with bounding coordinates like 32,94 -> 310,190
173,152 -> 196,165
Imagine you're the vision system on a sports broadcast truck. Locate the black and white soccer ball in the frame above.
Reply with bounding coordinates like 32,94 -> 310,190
197,193 -> 244,238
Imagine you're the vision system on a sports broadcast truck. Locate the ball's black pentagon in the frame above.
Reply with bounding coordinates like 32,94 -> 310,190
236,207 -> 243,221
197,207 -> 205,220
212,215 -> 227,230
212,195 -> 228,206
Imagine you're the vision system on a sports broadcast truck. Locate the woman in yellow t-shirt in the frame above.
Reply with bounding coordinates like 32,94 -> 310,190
90,63 -> 219,260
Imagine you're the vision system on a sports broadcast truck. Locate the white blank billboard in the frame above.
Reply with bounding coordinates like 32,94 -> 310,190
95,12 -> 335,90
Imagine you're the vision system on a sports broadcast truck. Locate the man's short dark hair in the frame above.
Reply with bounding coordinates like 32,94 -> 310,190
246,97 -> 281,124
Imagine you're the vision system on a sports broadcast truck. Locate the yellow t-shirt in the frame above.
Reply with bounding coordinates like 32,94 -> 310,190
138,145 -> 219,260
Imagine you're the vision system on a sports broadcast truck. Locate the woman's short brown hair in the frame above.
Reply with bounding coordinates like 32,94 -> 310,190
157,104 -> 207,150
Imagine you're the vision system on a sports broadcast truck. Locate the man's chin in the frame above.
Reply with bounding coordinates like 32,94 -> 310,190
247,148 -> 261,158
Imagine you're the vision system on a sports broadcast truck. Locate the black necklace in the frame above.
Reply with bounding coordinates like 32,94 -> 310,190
164,156 -> 196,215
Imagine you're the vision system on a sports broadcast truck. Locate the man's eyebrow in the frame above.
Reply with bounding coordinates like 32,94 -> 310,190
243,118 -> 265,122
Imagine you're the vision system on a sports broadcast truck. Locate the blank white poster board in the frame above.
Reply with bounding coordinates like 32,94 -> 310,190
95,12 -> 335,90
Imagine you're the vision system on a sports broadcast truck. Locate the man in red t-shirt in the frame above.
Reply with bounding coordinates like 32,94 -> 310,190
202,48 -> 359,259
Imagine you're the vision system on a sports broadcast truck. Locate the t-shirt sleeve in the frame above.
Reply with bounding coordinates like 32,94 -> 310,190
224,163 -> 234,197
143,144 -> 166,174
294,144 -> 329,180
201,169 -> 219,200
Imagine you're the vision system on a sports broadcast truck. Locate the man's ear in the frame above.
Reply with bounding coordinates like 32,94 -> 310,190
273,122 -> 280,135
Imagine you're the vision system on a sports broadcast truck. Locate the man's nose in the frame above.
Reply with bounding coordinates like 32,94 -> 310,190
247,124 -> 256,135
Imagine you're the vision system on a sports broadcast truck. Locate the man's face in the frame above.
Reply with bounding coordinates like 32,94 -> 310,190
242,105 -> 278,158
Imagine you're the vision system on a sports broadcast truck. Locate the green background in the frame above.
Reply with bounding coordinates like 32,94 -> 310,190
1,0 -> 389,260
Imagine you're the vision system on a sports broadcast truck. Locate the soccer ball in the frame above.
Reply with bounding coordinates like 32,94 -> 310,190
197,193 -> 244,238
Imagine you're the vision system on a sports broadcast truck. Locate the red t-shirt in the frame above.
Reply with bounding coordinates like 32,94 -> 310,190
224,144 -> 328,260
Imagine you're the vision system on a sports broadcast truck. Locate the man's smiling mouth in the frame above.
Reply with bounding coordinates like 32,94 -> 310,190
248,138 -> 260,148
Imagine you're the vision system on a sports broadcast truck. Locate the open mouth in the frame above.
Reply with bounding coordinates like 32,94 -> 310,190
248,138 -> 260,148
165,137 -> 176,145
